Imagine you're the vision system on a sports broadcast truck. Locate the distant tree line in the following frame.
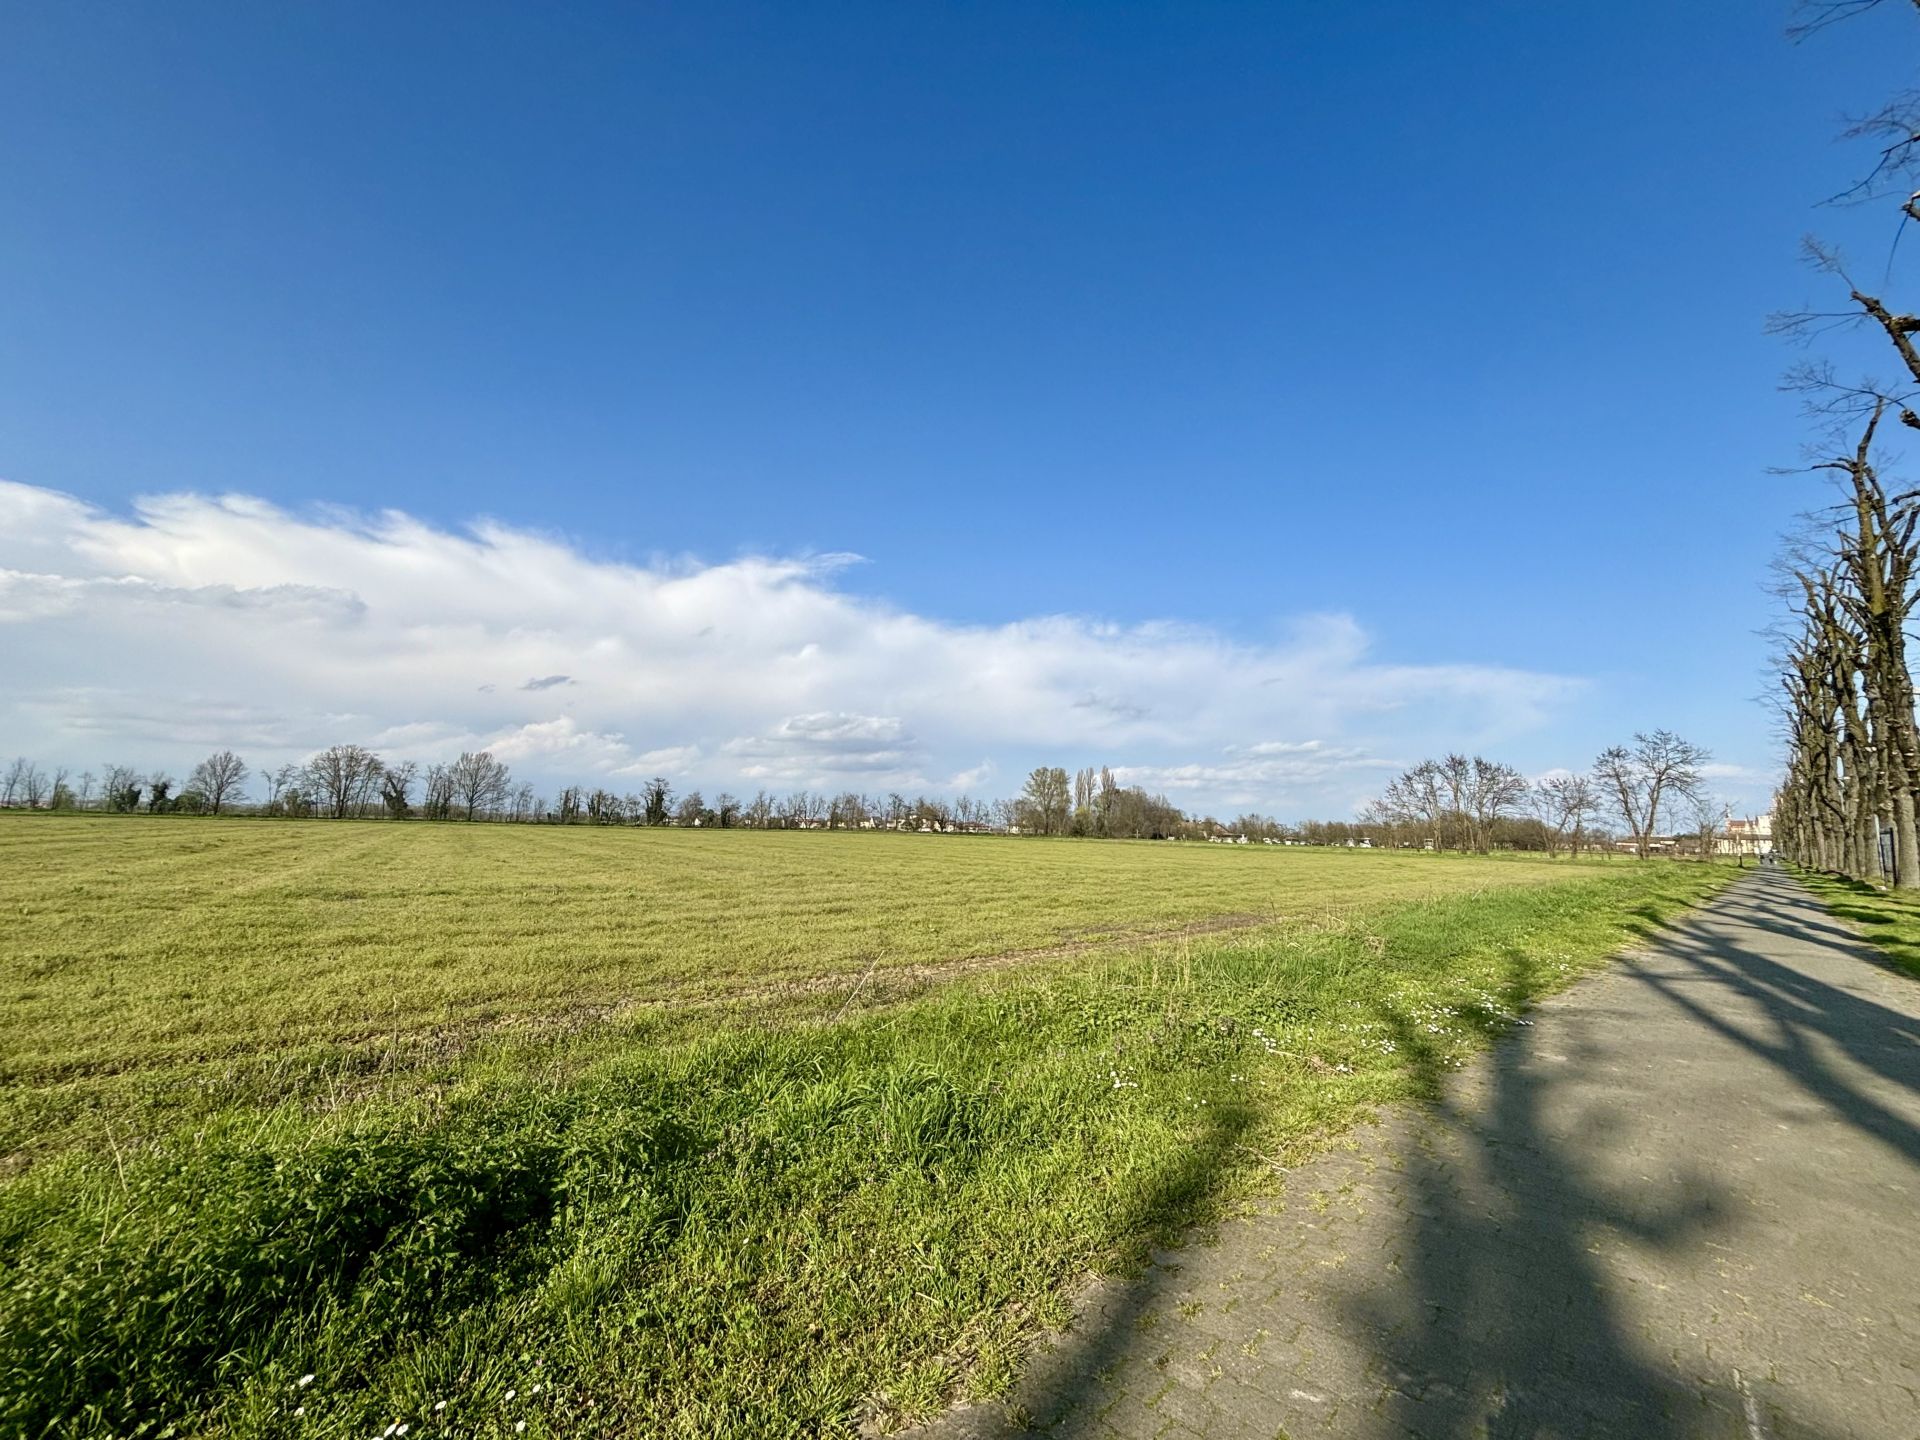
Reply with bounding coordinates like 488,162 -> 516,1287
1011,766 -> 1188,839
0,746 -> 1014,830
1,731 -> 1721,855
2,748 -> 523,823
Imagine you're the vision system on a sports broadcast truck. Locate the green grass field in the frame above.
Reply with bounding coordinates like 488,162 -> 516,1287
0,815 -> 1730,1438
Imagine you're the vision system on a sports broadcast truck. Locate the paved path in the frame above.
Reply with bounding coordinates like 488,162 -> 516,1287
919,868 -> 1920,1440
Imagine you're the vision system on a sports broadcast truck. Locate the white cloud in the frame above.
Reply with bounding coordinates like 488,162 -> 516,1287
485,717 -> 637,770
1699,761 -> 1768,784
0,480 -> 1588,815
1113,746 -> 1400,812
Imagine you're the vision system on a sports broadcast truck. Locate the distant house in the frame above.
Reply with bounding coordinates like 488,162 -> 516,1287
1619,835 -> 1683,855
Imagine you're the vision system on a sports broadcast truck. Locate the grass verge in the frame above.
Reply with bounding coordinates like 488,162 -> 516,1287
1796,870 -> 1920,979
0,861 -> 1726,1439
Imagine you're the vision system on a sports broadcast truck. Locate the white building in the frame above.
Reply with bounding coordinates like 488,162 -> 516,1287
1717,814 -> 1773,857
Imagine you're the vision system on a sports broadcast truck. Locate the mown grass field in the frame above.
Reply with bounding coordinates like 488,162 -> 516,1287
0,815 -> 1730,1438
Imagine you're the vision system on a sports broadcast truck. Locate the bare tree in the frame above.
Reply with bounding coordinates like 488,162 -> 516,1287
1370,755 -> 1528,852
188,750 -> 250,815
306,745 -> 385,820
828,791 -> 868,829
1071,765 -> 1098,833
19,762 -> 49,809
1376,759 -> 1448,850
1593,731 -> 1709,859
100,763 -> 143,813
1092,766 -> 1121,836
1764,8 -> 1920,441
1017,766 -> 1071,836
448,750 -> 512,821
1438,754 -> 1473,841
1,758 -> 28,808
1593,745 -> 1650,858
1533,773 -> 1599,857
1466,757 -> 1529,853
1790,563 -> 1881,877
643,777 -> 673,826
1357,797 -> 1400,849
1809,403 -> 1920,885
266,762 -> 300,813
382,760 -> 420,819
1691,793 -> 1732,864
421,763 -> 455,821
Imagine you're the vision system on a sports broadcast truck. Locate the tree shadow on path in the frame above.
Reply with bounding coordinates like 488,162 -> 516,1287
1332,866 -> 1920,1439
926,869 -> 1917,1439
1616,872 -> 1920,1169
1330,947 -> 1740,1438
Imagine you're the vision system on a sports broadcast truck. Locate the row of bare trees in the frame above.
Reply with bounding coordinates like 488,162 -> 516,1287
1770,418 -> 1920,883
1364,754 -> 1533,854
1,745 -> 1017,832
3,747 -> 518,822
1361,736 -> 1713,859
5,737 -> 1714,852
1011,765 -> 1221,840
1,756 -> 250,817
1014,753 -> 1716,853
550,783 -> 1001,830
0,759 -> 64,810
267,746 -> 517,822
1767,1 -> 1920,886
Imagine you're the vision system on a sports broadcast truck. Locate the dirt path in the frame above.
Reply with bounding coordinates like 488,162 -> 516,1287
917,867 -> 1920,1439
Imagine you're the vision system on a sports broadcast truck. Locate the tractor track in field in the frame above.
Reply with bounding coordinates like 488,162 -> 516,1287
477,908 -> 1297,1036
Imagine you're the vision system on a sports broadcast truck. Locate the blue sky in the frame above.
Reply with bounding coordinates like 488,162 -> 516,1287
2,0 -> 1914,817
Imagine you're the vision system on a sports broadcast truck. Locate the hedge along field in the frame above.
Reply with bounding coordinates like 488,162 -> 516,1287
0,815 -> 1731,1437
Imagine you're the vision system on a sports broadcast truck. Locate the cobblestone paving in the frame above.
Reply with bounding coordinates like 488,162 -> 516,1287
915,868 -> 1920,1440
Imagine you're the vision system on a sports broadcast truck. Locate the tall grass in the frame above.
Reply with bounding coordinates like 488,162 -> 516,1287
0,846 -> 1727,1439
